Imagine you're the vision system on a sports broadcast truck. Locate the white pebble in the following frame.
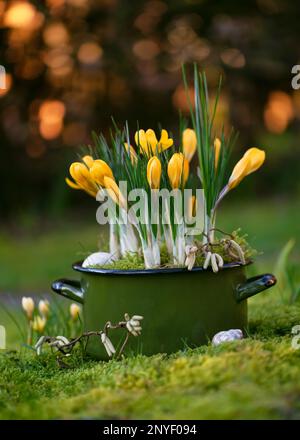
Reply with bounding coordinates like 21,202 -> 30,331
82,252 -> 117,268
212,329 -> 243,346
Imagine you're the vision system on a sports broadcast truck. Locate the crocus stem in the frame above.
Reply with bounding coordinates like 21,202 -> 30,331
27,320 -> 33,345
117,209 -> 139,256
163,223 -> 174,257
203,214 -> 211,245
125,223 -> 139,253
175,223 -> 186,265
209,210 -> 216,243
109,222 -> 120,258
214,185 -> 229,212
150,229 -> 161,266
141,239 -> 155,268
163,198 -> 176,262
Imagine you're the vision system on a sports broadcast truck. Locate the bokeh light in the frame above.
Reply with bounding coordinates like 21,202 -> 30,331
264,91 -> 294,134
77,42 -> 103,64
0,73 -> 12,97
43,23 -> 69,48
4,1 -> 43,30
220,48 -> 246,68
39,100 -> 66,140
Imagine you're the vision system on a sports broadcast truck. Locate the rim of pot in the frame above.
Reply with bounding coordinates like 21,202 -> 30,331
72,260 -> 251,276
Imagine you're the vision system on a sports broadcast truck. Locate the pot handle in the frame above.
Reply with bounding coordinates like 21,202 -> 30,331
51,278 -> 84,304
236,273 -> 276,303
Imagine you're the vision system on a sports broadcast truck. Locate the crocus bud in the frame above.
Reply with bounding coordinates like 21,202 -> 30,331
243,147 -> 266,173
134,129 -> 152,155
228,148 -> 265,190
147,156 -> 162,189
22,297 -> 35,319
124,143 -> 138,165
66,162 -> 98,197
135,129 -> 173,155
228,156 -> 249,190
167,153 -> 189,189
89,160 -> 114,187
82,155 -> 94,169
182,128 -> 197,162
214,138 -> 221,170
103,176 -> 127,209
70,303 -> 81,321
32,316 -> 46,333
158,129 -> 173,151
38,300 -> 49,317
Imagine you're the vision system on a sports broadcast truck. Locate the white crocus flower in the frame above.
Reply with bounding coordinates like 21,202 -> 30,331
101,332 -> 116,357
124,313 -> 143,336
22,297 -> 35,319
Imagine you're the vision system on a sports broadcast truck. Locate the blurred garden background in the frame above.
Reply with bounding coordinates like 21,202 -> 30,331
0,0 -> 300,420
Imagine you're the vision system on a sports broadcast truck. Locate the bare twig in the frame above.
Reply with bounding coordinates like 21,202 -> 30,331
34,313 -> 143,364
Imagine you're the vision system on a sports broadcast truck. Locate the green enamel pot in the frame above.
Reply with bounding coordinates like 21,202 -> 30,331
51,262 -> 276,359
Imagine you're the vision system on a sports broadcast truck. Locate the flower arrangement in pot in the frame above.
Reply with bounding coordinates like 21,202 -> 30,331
52,66 -> 276,359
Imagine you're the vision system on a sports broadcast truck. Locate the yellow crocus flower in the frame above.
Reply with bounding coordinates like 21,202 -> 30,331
66,162 -> 98,197
167,153 -> 189,189
89,159 -> 114,187
228,148 -> 265,190
243,147 -> 266,172
134,129 -> 173,155
214,138 -> 221,170
183,128 -> 197,162
228,157 -> 249,190
147,156 -> 162,189
65,177 -> 81,190
32,316 -> 47,333
103,176 -> 127,209
159,129 -> 173,150
82,155 -> 94,168
124,143 -> 138,165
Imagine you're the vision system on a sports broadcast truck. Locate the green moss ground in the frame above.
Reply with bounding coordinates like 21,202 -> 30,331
0,290 -> 300,419
0,199 -> 300,419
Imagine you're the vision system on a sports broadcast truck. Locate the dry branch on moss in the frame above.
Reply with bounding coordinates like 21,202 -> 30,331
34,313 -> 143,364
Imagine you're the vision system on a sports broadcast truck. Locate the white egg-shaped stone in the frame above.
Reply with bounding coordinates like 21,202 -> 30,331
82,252 -> 117,268
212,329 -> 243,346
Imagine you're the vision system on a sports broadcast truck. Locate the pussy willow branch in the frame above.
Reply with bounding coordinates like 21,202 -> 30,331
202,227 -> 234,246
197,231 -> 246,263
42,319 -> 129,359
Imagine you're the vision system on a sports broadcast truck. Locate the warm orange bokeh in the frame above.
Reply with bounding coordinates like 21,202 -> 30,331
0,73 -> 12,97
4,1 -> 43,30
77,42 -> 103,64
38,100 -> 66,140
264,91 -> 294,134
